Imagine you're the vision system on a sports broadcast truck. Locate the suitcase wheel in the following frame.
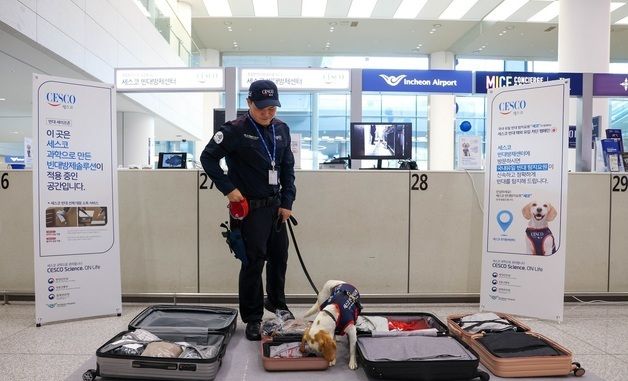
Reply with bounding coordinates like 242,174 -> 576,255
477,370 -> 491,381
82,369 -> 97,381
572,362 -> 585,377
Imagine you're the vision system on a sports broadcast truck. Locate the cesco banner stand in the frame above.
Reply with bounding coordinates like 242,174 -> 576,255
33,74 -> 121,325
481,79 -> 569,322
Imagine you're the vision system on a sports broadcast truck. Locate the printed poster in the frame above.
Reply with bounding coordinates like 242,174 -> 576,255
458,135 -> 482,170
481,80 -> 569,322
33,74 -> 121,325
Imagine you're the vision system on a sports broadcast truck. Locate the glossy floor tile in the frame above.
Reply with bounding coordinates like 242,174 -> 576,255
0,301 -> 626,380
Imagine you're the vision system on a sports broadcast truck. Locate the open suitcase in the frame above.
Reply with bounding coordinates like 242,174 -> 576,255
356,312 -> 490,381
260,317 -> 329,371
447,312 -> 585,377
83,305 -> 238,381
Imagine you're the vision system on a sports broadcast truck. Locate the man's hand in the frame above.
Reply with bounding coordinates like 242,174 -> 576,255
227,188 -> 244,202
278,208 -> 292,222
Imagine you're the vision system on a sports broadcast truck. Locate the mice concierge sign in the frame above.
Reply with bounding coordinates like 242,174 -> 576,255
32,74 -> 121,325
481,79 -> 569,322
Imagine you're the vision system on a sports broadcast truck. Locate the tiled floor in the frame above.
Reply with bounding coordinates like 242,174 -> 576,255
0,301 -> 627,380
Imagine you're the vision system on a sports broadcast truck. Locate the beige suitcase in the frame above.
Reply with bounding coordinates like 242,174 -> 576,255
447,313 -> 584,378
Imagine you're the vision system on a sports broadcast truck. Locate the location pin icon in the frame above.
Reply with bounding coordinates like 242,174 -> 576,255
497,210 -> 513,232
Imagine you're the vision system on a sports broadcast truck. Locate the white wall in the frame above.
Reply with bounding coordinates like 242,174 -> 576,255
0,0 -> 205,139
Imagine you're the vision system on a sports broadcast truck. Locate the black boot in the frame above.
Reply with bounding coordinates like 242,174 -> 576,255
245,321 -> 261,341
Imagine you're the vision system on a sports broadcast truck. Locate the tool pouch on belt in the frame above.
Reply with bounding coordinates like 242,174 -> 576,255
219,217 -> 248,266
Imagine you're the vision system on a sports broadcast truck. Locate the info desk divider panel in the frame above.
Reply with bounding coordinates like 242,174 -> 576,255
285,170 -> 410,294
197,170 -> 243,294
118,170 -> 198,293
409,171 -> 485,293
609,172 -> 628,292
0,170 -> 35,291
564,173 -> 610,292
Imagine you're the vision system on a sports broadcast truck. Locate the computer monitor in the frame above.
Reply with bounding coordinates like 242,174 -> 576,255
157,152 -> 187,169
350,122 -> 412,168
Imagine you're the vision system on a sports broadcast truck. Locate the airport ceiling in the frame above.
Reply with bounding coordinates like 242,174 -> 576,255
3,0 -> 628,144
189,0 -> 628,60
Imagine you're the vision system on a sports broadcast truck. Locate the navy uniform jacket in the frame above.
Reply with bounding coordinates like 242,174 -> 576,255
200,113 -> 296,210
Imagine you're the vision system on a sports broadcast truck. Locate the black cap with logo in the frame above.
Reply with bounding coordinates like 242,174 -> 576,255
248,80 -> 281,108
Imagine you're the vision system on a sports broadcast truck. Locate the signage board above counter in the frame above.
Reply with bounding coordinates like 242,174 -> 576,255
239,68 -> 351,91
115,68 -> 224,92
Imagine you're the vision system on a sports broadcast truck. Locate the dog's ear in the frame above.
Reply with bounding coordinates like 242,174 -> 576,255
546,204 -> 558,221
522,203 -> 532,220
315,331 -> 336,363
300,327 -> 310,353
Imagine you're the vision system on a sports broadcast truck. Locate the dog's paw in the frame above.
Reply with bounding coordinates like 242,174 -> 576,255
349,358 -> 358,370
328,359 -> 336,367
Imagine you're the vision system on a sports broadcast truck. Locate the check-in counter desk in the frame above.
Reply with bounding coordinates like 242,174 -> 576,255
1,169 -> 627,297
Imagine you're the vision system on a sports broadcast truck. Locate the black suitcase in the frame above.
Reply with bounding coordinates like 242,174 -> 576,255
84,305 -> 238,381
356,312 -> 489,381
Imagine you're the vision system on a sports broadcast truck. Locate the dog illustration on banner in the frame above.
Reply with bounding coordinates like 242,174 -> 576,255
522,201 -> 557,255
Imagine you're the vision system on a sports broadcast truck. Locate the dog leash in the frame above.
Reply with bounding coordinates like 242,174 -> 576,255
286,215 -> 319,295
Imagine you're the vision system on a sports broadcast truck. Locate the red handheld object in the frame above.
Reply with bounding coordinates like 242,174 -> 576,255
229,198 -> 249,220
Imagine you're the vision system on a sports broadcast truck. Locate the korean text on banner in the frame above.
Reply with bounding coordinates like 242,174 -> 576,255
32,74 -> 121,325
480,79 -> 569,322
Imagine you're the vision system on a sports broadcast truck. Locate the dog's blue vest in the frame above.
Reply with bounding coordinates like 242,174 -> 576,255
320,283 -> 362,335
525,227 -> 556,255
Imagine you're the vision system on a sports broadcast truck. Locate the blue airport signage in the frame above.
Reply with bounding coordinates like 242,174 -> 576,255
4,156 -> 24,163
362,69 -> 473,93
475,71 -> 583,96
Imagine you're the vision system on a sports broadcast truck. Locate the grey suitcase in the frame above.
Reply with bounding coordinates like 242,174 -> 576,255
84,305 -> 237,381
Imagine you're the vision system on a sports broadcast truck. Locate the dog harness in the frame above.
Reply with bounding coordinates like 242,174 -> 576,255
525,227 -> 556,255
320,283 -> 362,335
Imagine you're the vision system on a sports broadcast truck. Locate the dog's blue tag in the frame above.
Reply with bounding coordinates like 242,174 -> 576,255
496,210 -> 513,232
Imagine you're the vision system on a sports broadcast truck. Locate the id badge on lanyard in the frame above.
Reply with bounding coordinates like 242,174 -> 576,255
268,169 -> 278,185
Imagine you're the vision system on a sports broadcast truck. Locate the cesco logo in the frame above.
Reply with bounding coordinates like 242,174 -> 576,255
498,100 -> 526,115
46,92 -> 77,107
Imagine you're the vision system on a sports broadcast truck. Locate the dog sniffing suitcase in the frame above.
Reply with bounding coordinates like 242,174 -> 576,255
447,312 -> 585,377
83,305 -> 238,381
260,317 -> 329,371
356,312 -> 490,381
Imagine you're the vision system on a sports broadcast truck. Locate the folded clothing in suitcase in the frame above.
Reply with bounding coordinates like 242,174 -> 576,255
260,317 -> 328,371
356,313 -> 489,381
84,304 -> 238,381
447,312 -> 585,377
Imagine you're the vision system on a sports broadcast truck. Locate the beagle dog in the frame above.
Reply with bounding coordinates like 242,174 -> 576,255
301,280 -> 362,370
522,201 -> 557,255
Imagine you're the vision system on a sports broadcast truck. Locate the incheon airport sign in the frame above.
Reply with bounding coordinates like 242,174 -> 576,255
475,71 -> 583,96
115,68 -> 224,92
362,69 -> 472,93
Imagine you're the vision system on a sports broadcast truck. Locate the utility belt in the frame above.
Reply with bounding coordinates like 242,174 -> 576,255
248,194 -> 280,209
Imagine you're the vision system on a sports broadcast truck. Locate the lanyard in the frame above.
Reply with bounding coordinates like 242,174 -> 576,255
247,114 -> 276,169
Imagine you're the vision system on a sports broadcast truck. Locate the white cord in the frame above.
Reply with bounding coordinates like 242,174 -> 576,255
464,169 -> 484,214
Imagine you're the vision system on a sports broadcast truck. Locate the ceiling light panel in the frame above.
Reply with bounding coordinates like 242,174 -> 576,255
253,0 -> 278,17
610,2 -> 625,12
528,1 -> 559,22
439,0 -> 479,20
484,0 -> 529,21
394,0 -> 428,19
616,16 -> 628,24
204,0 -> 232,16
347,0 -> 378,18
302,0 -> 327,17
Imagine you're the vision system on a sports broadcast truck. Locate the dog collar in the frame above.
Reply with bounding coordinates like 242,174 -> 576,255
322,309 -> 337,323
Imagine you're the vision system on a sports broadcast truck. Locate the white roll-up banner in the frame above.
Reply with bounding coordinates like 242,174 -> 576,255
33,74 -> 121,325
481,79 -> 569,322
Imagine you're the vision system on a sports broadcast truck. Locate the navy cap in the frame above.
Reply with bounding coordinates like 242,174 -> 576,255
248,80 -> 281,108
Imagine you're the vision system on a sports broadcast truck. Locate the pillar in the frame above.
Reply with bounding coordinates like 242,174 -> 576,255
428,51 -> 456,170
120,112 -> 155,168
558,0 -> 610,171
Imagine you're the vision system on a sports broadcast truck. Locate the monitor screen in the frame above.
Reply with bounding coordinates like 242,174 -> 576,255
350,122 -> 412,161
157,152 -> 187,169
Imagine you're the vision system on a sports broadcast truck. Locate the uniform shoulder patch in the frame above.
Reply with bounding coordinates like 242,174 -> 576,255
213,131 -> 224,144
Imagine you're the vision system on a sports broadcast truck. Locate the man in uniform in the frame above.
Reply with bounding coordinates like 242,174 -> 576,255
200,80 -> 296,341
